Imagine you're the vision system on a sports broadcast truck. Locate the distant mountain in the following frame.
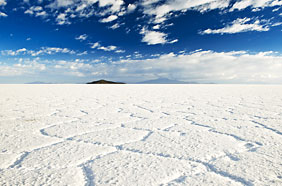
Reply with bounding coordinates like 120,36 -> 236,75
25,81 -> 51,84
87,79 -> 125,84
137,78 -> 198,84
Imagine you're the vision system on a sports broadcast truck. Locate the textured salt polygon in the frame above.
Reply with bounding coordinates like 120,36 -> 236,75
70,127 -> 150,146
0,84 -> 282,185
88,151 -> 241,186
0,167 -> 85,186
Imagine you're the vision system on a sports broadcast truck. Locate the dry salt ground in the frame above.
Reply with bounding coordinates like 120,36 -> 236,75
0,84 -> 281,186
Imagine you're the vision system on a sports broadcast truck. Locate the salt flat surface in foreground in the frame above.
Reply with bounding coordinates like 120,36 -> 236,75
0,85 -> 281,186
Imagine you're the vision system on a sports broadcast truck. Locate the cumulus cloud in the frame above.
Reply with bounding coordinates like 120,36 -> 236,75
99,0 -> 124,13
56,13 -> 70,25
90,42 -> 124,52
0,60 -> 46,77
48,0 -> 79,9
152,25 -> 160,30
140,27 -> 178,45
140,28 -> 168,45
1,48 -> 28,56
2,50 -> 282,83
100,15 -> 118,23
200,18 -> 270,34
24,6 -> 48,18
0,0 -> 6,6
44,0 -> 125,25
98,45 -> 117,51
53,59 -> 94,77
86,50 -> 282,84
36,11 -> 47,17
127,4 -> 136,13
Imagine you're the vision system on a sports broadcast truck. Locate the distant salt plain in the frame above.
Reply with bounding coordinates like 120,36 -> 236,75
0,85 -> 281,186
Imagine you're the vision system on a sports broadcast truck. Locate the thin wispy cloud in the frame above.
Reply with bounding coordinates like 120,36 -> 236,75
1,47 -> 76,56
230,0 -> 282,11
200,18 -> 270,34
75,34 -> 88,41
0,12 -> 7,17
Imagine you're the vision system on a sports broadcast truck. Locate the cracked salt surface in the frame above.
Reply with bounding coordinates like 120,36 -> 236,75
0,84 -> 282,186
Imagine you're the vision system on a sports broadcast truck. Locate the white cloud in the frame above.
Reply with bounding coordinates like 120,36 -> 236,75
33,6 -> 43,11
48,0 -> 78,8
140,28 -> 168,45
24,10 -> 34,15
272,22 -> 282,26
0,12 -> 7,17
110,23 -> 121,29
45,0 -> 125,25
51,59 -> 95,77
1,48 -> 27,56
140,0 -> 281,25
75,34 -> 88,41
86,50 -> 282,84
56,13 -> 70,25
36,11 -> 47,17
230,0 -> 282,11
272,7 -> 280,12
127,4 -> 136,13
143,0 -> 230,23
77,51 -> 88,56
152,25 -> 160,30
98,0 -> 124,13
1,47 -> 76,56
91,42 -> 101,49
0,60 -> 46,77
141,0 -> 160,6
0,0 -> 6,6
100,15 -> 118,23
30,47 -> 76,56
169,39 -> 178,44
115,49 -> 125,53
24,6 -> 47,18
200,18 -> 269,34
98,45 -> 117,51
2,50 -> 282,83
90,42 -> 124,52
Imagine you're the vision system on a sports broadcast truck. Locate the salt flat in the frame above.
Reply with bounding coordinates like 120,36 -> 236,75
0,84 -> 281,186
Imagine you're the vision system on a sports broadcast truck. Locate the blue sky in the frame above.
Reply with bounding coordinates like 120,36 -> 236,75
0,0 -> 282,83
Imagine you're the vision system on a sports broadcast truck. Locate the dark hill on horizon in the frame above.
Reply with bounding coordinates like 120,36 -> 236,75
87,79 -> 125,84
